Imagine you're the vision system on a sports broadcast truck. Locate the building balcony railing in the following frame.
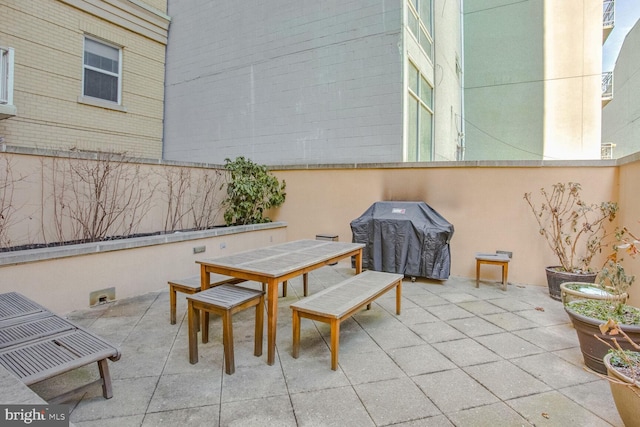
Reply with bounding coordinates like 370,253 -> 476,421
602,71 -> 613,106
603,0 -> 615,42
0,46 -> 16,120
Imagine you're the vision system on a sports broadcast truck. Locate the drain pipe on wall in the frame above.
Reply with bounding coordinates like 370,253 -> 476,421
458,0 -> 466,161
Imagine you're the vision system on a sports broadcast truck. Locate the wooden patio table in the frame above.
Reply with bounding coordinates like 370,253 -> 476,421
196,239 -> 364,365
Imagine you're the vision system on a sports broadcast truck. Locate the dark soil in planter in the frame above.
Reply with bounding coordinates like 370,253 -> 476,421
0,226 -> 226,253
565,302 -> 640,374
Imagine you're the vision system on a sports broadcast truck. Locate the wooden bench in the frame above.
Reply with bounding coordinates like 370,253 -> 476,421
475,253 -> 510,291
169,274 -> 288,324
0,292 -> 120,404
187,285 -> 265,375
169,274 -> 247,324
290,270 -> 403,370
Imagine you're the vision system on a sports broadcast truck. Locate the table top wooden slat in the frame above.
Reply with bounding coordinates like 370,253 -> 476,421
197,240 -> 364,278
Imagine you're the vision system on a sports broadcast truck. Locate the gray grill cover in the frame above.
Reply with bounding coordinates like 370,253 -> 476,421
350,201 -> 454,279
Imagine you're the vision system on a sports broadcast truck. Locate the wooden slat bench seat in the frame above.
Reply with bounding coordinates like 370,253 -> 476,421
168,274 -> 247,324
187,285 -> 265,375
169,274 -> 288,324
0,292 -> 120,404
290,270 -> 403,370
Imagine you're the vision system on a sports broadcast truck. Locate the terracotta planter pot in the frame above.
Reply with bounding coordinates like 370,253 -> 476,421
604,353 -> 640,427
560,282 -> 628,306
565,304 -> 640,374
545,267 -> 597,301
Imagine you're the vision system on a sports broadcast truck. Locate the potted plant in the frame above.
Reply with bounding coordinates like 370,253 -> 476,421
596,319 -> 640,426
560,230 -> 631,305
524,182 -> 619,300
564,227 -> 640,374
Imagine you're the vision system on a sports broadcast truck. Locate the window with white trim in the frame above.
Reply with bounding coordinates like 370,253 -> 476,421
0,47 -> 14,105
407,0 -> 433,60
83,37 -> 121,103
407,62 -> 433,161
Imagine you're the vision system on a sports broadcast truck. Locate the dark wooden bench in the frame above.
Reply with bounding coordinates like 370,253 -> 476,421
290,270 -> 403,370
0,292 -> 120,404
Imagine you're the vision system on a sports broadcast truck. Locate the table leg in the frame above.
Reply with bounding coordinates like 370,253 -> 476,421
200,265 -> 211,335
188,300 -> 198,364
354,249 -> 363,274
266,278 -> 279,365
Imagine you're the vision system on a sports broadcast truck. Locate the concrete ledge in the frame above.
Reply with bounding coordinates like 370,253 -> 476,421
0,222 -> 287,267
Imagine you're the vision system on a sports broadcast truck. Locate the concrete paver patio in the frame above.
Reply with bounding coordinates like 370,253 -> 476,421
30,261 -> 624,426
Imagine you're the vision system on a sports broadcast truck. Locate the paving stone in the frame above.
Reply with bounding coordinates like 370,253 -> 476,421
447,316 -> 505,337
508,390 -> 615,426
481,311 -> 536,331
413,369 -> 499,413
388,344 -> 457,376
456,299 -> 507,315
426,303 -> 475,320
475,332 -> 545,359
338,349 -> 406,384
432,338 -> 502,367
514,324 -> 579,351
410,320 -> 466,343
560,380 -> 624,427
354,377 -> 441,425
147,371 -> 222,413
141,405 -> 220,427
290,386 -> 375,426
447,402 -> 533,426
512,352 -> 601,389
464,360 -> 552,400
220,395 -> 297,426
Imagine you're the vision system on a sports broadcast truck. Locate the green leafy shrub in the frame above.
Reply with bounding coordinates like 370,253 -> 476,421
222,157 -> 286,226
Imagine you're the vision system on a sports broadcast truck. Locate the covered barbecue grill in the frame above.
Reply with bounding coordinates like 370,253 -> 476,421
350,201 -> 454,280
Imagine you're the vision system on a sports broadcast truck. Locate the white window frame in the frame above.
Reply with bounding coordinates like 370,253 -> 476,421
407,0 -> 433,60
82,36 -> 123,105
407,60 -> 434,162
0,47 -> 15,106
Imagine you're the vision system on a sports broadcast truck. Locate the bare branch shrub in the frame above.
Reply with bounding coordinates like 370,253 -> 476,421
158,166 -> 193,232
158,166 -> 225,232
189,168 -> 225,230
43,151 -> 155,243
0,154 -> 25,248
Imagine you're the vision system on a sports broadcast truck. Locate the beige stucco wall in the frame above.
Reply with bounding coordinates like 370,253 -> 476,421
0,224 -> 287,314
543,0 -> 602,159
0,0 -> 168,158
269,162 -> 625,294
617,155 -> 640,307
3,149 -> 640,313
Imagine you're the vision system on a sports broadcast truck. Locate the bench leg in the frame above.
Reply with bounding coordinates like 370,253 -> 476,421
222,310 -> 235,375
330,319 -> 340,371
282,281 -> 288,297
396,280 -> 402,315
292,309 -> 300,359
188,300 -> 199,364
254,296 -> 264,357
476,260 -> 480,288
97,359 -> 113,399
303,273 -> 308,296
502,263 -> 508,291
169,285 -> 177,324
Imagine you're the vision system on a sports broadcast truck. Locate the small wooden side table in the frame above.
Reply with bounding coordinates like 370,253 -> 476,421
475,253 -> 511,291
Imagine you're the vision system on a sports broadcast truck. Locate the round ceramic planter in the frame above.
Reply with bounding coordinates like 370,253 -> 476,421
564,303 -> 640,375
604,353 -> 640,427
545,267 -> 597,301
560,282 -> 628,306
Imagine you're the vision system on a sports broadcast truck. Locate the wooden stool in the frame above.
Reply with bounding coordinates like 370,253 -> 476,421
187,285 -> 265,375
168,274 -> 245,324
475,253 -> 510,291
